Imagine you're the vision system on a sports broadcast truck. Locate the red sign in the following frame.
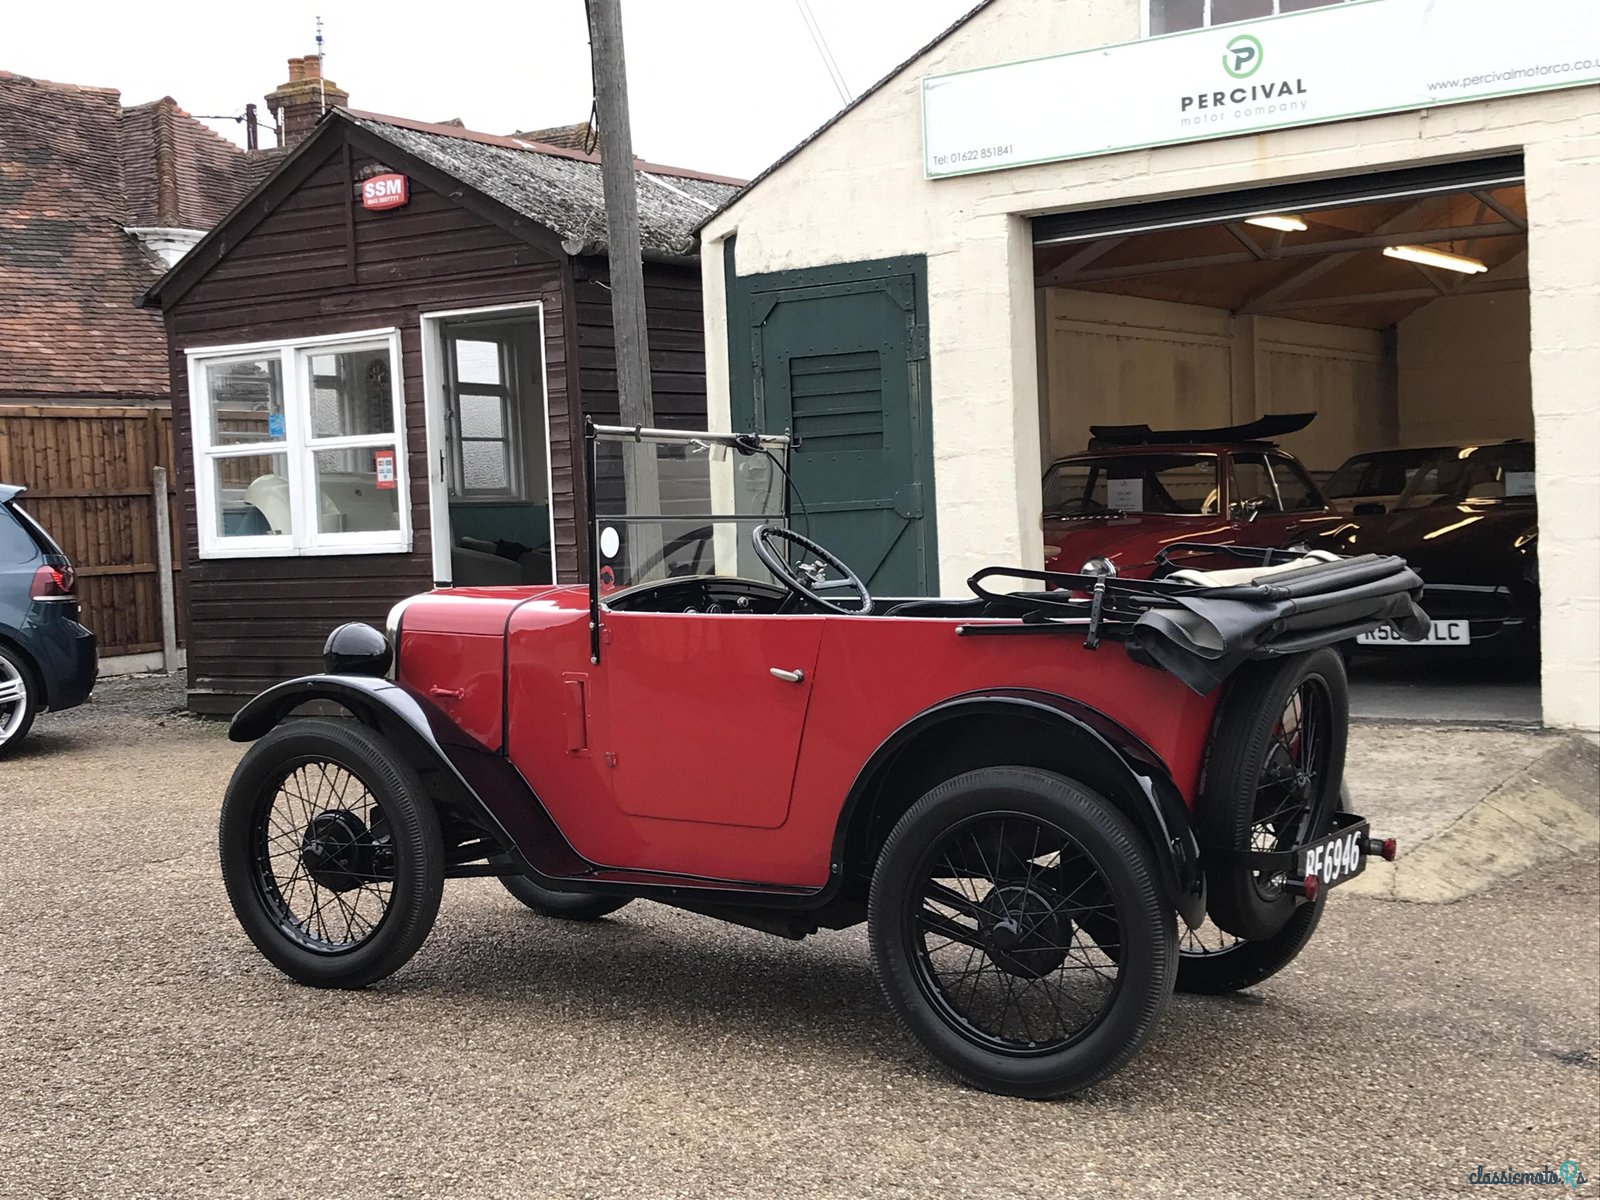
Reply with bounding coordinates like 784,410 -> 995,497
361,173 -> 409,211
373,449 -> 396,489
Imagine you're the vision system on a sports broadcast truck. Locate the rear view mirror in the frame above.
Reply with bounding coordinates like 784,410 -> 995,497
1353,502 -> 1387,515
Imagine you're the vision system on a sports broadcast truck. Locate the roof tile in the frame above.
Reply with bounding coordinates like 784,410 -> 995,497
0,72 -> 269,398
346,111 -> 742,258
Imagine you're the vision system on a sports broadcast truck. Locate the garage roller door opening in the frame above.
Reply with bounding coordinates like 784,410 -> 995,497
1032,158 -> 1538,723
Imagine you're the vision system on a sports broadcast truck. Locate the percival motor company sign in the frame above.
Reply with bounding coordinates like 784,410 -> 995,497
922,0 -> 1599,178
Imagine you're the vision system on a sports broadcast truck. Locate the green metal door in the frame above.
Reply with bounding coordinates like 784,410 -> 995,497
732,255 -> 936,597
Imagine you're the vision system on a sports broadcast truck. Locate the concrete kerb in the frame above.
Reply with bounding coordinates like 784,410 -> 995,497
1343,729 -> 1600,903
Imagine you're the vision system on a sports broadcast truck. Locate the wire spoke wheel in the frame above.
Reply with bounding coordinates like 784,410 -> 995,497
1248,679 -> 1333,902
1178,916 -> 1246,959
1197,648 -> 1349,949
870,768 -> 1174,1098
253,760 -> 397,953
909,813 -> 1124,1055
220,718 -> 443,989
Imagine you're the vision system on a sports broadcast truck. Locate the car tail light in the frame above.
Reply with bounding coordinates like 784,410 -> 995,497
30,563 -> 75,600
1284,873 -> 1319,903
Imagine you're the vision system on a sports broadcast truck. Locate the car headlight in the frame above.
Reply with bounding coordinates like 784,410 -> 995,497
1080,557 -> 1117,578
324,622 -> 393,678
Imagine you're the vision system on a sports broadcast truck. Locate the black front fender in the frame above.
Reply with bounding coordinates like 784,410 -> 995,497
229,675 -> 587,877
231,674 -> 431,744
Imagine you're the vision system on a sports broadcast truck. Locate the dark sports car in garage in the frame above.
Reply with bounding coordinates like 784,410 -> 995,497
1322,446 -> 1445,514
1312,441 -> 1538,655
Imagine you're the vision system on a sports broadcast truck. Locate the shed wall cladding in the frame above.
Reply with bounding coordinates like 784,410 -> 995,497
165,140 -> 567,713
572,258 -> 710,430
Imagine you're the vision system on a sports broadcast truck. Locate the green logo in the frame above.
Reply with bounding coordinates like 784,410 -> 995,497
1223,33 -> 1264,78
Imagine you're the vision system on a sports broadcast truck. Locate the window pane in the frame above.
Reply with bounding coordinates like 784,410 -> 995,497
461,440 -> 511,492
207,358 -> 283,446
314,448 -> 402,535
458,392 -> 506,439
1045,455 -> 1219,516
1279,0 -> 1344,12
1212,0 -> 1273,23
308,347 -> 395,439
1269,455 -> 1320,511
1150,0 -> 1205,33
454,339 -> 502,385
214,452 -> 290,538
1231,455 -> 1280,514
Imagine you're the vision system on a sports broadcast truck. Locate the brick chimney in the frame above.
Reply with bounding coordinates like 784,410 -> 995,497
264,55 -> 349,148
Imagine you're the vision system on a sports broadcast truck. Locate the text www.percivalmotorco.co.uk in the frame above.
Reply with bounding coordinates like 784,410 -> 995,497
1428,56 -> 1597,91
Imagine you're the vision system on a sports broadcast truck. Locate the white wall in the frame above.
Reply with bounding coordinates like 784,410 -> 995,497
702,0 -> 1600,729
1398,291 -> 1534,446
1038,289 -> 1391,473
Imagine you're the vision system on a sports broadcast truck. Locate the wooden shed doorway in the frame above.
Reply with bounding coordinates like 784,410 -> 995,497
421,303 -> 556,588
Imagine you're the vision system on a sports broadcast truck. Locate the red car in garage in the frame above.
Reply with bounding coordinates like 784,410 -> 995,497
216,423 -> 1424,1099
1042,414 -> 1344,577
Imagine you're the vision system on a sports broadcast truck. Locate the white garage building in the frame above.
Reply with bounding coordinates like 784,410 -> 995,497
698,0 -> 1599,730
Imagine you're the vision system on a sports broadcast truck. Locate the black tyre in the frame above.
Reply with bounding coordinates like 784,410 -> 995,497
499,873 -> 632,921
1174,901 -> 1323,994
219,718 -> 444,989
1176,784 -> 1346,994
1198,649 -> 1348,942
0,644 -> 39,760
868,767 -> 1176,1099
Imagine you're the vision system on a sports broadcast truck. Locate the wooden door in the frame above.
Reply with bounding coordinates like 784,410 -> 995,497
733,257 -> 937,598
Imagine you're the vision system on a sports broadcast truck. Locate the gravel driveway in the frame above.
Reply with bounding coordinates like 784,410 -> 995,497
2,680 -> 1596,1199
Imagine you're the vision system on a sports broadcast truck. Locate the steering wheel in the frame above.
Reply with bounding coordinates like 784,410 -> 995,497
750,525 -> 873,615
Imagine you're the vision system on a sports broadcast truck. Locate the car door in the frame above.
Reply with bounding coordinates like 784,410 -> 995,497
1265,452 -> 1341,543
602,611 -> 824,829
1228,452 -> 1334,546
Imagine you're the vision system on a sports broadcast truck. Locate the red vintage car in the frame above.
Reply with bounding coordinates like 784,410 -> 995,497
1043,414 -> 1344,578
218,424 -> 1423,1098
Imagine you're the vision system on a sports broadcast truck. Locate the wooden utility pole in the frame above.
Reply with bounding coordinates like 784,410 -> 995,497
587,0 -> 662,574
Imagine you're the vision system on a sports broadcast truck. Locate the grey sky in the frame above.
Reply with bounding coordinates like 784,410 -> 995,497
4,0 -> 977,179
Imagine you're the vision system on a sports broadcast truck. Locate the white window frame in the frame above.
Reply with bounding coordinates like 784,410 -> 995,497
445,332 -> 526,503
187,327 -> 411,559
419,301 -> 556,587
1143,0 -> 1358,37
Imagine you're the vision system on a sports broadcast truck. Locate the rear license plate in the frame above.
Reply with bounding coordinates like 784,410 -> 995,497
1357,619 -> 1470,646
1299,820 -> 1369,889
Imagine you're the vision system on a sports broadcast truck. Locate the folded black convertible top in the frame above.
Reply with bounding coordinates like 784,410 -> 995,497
1125,554 -> 1429,692
968,550 -> 1430,694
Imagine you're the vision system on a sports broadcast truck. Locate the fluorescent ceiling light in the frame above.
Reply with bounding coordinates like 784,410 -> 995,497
1383,244 -> 1488,274
1244,214 -> 1307,232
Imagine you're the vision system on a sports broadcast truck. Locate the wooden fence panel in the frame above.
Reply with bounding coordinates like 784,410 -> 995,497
0,406 -> 182,659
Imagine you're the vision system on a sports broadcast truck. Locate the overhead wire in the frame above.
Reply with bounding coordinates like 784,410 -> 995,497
794,0 -> 853,105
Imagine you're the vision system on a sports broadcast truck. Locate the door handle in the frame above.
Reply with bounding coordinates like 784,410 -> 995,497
769,667 -> 805,683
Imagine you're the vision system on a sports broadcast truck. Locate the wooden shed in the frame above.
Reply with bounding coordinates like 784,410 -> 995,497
140,108 -> 741,714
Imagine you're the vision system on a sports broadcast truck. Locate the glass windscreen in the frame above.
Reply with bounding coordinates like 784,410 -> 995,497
590,430 -> 791,594
1393,444 -> 1535,508
1324,451 -> 1433,500
1043,454 -> 1221,517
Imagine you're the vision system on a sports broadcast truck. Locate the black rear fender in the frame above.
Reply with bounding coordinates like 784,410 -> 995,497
835,691 -> 1206,927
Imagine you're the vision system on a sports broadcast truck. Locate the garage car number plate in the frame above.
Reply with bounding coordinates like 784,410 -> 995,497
1299,821 -> 1369,889
1357,620 -> 1470,646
